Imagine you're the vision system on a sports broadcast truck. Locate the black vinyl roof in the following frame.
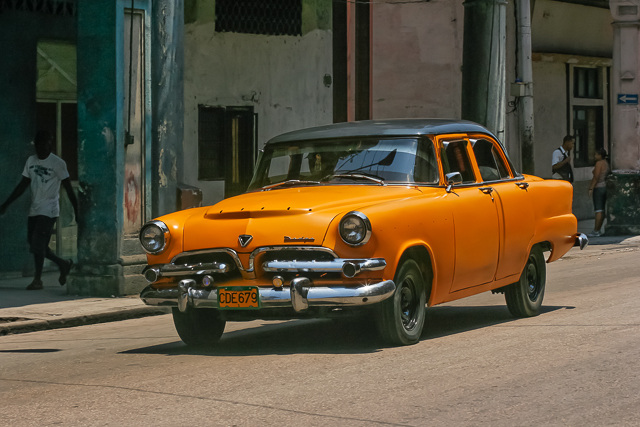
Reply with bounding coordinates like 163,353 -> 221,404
267,119 -> 499,145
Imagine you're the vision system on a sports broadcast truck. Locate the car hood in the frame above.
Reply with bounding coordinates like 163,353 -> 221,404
182,185 -> 423,252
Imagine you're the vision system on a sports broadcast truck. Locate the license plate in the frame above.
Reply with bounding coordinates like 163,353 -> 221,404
218,286 -> 260,310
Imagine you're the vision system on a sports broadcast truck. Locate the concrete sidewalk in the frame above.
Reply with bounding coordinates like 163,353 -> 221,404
0,273 -> 169,336
0,219 -> 638,336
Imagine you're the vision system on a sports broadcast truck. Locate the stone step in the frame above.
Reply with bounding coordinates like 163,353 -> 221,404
121,254 -> 147,266
122,238 -> 145,257
124,263 -> 145,276
124,274 -> 149,296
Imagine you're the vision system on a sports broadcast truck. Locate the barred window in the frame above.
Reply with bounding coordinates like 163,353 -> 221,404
0,0 -> 76,16
215,0 -> 302,36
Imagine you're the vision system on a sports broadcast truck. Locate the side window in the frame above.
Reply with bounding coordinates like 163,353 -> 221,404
492,147 -> 510,179
471,139 -> 511,181
442,140 -> 475,183
413,138 -> 439,183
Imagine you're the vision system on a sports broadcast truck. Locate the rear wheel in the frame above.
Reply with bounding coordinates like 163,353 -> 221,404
505,245 -> 546,317
376,259 -> 428,346
172,307 -> 226,348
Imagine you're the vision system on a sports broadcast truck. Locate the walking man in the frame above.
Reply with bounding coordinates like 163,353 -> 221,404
551,135 -> 575,183
0,131 -> 78,290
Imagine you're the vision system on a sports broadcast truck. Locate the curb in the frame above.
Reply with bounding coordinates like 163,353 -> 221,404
0,306 -> 171,336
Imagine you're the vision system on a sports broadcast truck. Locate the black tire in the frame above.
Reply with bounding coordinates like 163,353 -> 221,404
172,307 -> 226,348
376,259 -> 429,346
505,245 -> 546,317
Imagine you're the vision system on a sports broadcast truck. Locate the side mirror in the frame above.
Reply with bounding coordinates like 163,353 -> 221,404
445,172 -> 463,193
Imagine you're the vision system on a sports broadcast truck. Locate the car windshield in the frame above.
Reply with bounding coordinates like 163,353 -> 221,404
248,137 -> 439,191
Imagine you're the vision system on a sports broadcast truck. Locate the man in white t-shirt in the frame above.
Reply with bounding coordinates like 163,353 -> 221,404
551,135 -> 575,183
0,131 -> 78,290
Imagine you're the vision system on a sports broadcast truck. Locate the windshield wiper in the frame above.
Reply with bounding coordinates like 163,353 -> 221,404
323,173 -> 385,185
260,179 -> 320,191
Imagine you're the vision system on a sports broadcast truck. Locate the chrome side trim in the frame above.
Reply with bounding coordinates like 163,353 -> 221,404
574,233 -> 589,250
247,246 -> 339,272
262,258 -> 386,277
170,246 -> 339,274
140,279 -> 396,312
171,248 -> 244,272
144,262 -> 232,282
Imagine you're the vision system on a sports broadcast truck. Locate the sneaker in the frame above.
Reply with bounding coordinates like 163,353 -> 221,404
59,259 -> 73,286
26,279 -> 43,290
587,230 -> 601,237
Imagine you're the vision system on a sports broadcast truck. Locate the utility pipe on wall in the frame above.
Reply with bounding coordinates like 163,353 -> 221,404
516,0 -> 535,175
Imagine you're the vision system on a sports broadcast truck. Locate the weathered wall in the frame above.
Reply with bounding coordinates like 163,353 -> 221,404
371,1 -> 464,120
152,0 -> 184,217
0,10 -> 75,272
532,0 -> 612,58
183,23 -> 333,206
532,60 -> 567,179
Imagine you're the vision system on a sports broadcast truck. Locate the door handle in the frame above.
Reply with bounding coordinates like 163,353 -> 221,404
479,187 -> 493,194
479,187 -> 494,201
516,182 -> 529,190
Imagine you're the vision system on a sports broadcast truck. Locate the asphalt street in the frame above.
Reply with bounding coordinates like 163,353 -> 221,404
0,246 -> 638,426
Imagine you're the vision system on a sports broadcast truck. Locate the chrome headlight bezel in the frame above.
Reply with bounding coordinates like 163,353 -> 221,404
339,211 -> 372,247
139,220 -> 170,255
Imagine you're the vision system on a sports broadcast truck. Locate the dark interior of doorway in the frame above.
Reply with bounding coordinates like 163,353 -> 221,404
198,105 -> 257,198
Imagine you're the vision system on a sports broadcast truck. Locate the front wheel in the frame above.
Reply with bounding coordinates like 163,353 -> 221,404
376,259 -> 428,346
172,307 -> 226,348
505,245 -> 546,317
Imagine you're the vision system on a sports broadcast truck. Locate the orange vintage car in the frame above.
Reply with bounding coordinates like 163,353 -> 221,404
139,119 -> 588,347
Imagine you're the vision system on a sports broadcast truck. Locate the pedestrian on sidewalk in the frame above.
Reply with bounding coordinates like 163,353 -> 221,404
551,135 -> 575,183
588,147 -> 610,237
0,130 -> 78,290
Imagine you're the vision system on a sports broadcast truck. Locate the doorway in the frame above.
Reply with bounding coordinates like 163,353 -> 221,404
198,106 -> 258,198
35,101 -> 78,262
36,40 -> 78,262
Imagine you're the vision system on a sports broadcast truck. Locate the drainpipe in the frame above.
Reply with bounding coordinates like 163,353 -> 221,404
516,0 -> 535,175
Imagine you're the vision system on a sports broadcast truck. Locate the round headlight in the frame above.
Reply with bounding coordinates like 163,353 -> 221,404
139,221 -> 170,254
339,211 -> 372,246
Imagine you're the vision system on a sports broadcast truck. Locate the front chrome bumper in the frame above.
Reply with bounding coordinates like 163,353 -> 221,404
140,278 -> 396,313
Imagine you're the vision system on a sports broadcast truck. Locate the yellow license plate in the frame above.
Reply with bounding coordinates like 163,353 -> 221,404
218,286 -> 260,309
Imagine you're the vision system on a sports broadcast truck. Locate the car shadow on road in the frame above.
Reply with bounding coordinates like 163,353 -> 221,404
422,305 -> 569,340
120,305 -> 571,357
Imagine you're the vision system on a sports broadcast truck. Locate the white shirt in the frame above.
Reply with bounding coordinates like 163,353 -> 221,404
22,153 -> 70,218
551,146 -> 567,180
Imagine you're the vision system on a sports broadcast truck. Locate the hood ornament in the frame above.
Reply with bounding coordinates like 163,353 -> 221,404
238,235 -> 253,247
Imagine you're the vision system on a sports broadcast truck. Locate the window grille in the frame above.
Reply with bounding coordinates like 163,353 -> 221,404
215,0 -> 302,36
0,0 -> 76,16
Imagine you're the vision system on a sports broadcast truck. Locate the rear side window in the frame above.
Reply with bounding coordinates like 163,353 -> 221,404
442,140 -> 475,183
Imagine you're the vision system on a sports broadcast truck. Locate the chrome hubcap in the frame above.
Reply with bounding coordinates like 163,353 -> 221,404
526,258 -> 540,301
399,278 -> 418,330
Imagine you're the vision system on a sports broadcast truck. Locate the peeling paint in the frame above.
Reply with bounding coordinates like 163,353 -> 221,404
158,148 -> 168,187
171,151 -> 177,182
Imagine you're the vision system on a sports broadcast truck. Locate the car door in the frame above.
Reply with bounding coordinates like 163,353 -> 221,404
439,137 -> 500,293
469,136 -> 535,280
